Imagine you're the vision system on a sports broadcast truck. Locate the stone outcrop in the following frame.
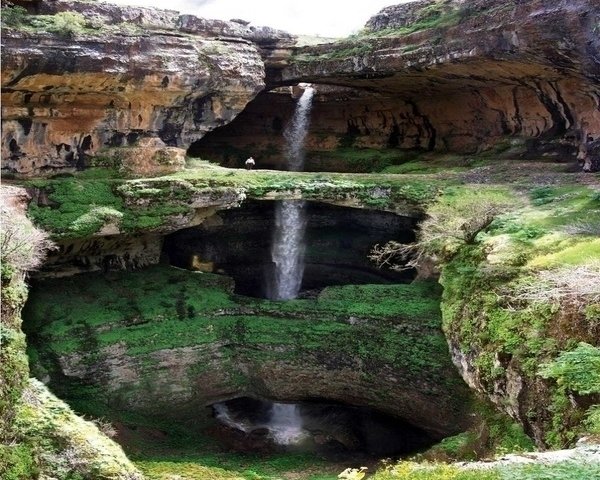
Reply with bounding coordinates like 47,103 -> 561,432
196,0 -> 600,170
1,0 -> 294,176
25,265 -> 473,440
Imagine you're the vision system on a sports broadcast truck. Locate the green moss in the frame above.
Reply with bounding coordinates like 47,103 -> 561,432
0,274 -> 30,441
0,443 -> 38,480
24,165 -> 446,238
24,264 -> 467,433
27,178 -> 125,237
538,343 -> 600,445
437,183 -> 600,448
25,266 -> 452,385
539,343 -> 600,395
5,379 -> 141,480
370,459 -> 600,480
312,148 -> 418,173
294,1 -> 477,64
528,238 -> 600,268
426,432 -> 479,461
371,461 -> 500,480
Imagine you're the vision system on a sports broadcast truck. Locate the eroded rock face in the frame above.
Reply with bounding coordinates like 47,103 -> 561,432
1,0 -> 294,176
25,265 -> 473,440
197,0 -> 600,170
163,201 -> 417,297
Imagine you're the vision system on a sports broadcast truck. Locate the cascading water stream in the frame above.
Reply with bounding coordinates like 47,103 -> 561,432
283,86 -> 315,173
270,86 -> 315,300
213,401 -> 306,446
268,403 -> 307,445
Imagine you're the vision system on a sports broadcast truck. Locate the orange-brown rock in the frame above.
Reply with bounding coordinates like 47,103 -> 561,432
1,0 -> 294,176
195,0 -> 600,171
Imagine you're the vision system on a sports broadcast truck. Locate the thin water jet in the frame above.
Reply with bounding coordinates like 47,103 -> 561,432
269,86 -> 315,300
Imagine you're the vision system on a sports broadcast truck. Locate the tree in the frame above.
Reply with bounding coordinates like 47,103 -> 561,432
1,205 -> 54,282
370,188 -> 513,270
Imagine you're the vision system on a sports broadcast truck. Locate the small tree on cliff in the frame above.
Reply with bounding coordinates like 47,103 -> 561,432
1,205 -> 54,284
370,187 -> 513,270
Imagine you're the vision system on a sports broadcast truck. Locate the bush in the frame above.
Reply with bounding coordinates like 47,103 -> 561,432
0,6 -> 27,27
0,205 -> 54,282
0,443 -> 39,480
539,342 -> 600,395
46,12 -> 87,37
370,187 -> 513,269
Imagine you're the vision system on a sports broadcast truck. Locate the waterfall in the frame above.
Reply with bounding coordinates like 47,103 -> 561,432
213,403 -> 250,432
284,86 -> 315,172
270,86 -> 315,300
213,401 -> 307,446
268,402 -> 306,445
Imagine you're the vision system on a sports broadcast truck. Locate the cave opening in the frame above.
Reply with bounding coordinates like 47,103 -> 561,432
163,200 -> 418,298
210,396 -> 437,459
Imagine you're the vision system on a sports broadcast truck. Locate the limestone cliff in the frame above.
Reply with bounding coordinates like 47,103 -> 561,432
1,0 -> 293,176
197,0 -> 600,171
24,265 -> 472,441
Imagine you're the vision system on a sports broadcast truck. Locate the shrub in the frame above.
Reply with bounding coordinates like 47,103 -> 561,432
47,12 -> 87,37
0,6 -> 28,27
539,343 -> 600,395
584,405 -> 600,435
1,205 -> 54,282
370,187 -> 513,269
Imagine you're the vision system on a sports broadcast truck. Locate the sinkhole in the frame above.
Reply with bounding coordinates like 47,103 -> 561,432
210,397 -> 436,459
163,200 -> 418,298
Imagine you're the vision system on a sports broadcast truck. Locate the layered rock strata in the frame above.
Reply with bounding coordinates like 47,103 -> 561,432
197,0 -> 600,171
1,0 -> 294,176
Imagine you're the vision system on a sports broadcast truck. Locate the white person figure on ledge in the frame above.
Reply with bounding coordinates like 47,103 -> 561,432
245,156 -> 255,170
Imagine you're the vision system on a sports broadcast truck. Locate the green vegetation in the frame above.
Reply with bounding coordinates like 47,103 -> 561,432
311,148 -> 421,173
539,343 -> 600,445
1,379 -> 141,480
26,176 -> 194,238
370,459 -> 600,480
25,162 -> 445,238
539,343 -> 600,395
435,184 -> 600,448
360,0 -> 467,39
24,266 -> 459,480
0,6 -> 144,37
0,203 -> 54,464
293,0 -> 482,63
1,8 -> 95,37
381,155 -> 479,174
25,265 -> 454,383
422,401 -> 534,463
0,6 -> 28,28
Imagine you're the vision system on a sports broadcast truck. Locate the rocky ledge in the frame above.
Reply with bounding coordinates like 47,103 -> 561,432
1,0 -> 294,176
198,0 -> 600,171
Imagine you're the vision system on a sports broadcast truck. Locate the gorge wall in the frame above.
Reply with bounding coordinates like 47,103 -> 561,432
194,0 -> 600,172
3,0 -> 599,176
2,1 -> 599,471
1,0 -> 293,176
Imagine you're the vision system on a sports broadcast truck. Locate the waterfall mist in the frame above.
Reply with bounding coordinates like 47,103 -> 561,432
270,86 -> 315,300
213,401 -> 306,446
